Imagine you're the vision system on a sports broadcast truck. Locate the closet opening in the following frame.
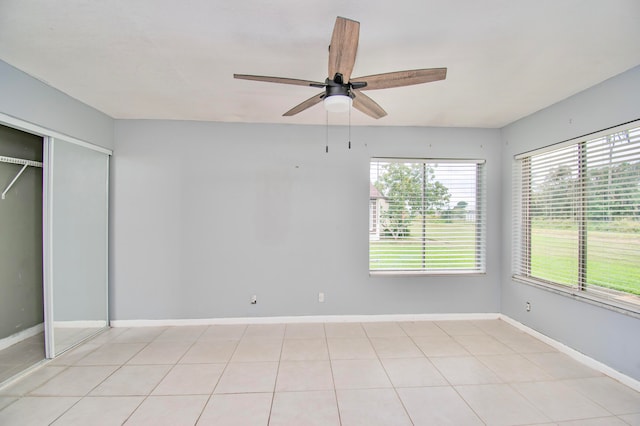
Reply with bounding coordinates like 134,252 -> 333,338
0,124 -> 45,385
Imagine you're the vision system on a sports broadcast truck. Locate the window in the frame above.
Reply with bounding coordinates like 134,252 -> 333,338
369,158 -> 486,274
513,124 -> 640,312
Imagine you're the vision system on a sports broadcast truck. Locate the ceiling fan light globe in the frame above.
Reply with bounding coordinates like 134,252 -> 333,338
324,95 -> 352,113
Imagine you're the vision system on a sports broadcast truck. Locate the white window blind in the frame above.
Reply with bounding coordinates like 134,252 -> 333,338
513,125 -> 640,311
369,158 -> 486,274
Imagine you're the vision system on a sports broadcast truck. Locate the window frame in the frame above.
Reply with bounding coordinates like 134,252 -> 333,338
512,121 -> 640,316
369,157 -> 487,276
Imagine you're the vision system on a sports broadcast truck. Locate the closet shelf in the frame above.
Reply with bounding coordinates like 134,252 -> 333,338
1,155 -> 43,200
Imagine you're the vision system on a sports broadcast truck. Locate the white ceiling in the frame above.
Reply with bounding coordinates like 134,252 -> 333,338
1,0 -> 639,128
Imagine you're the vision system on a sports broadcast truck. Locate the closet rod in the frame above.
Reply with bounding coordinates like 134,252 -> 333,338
1,155 -> 43,200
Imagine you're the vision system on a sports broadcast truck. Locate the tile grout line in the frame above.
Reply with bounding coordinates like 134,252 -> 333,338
192,323 -> 245,425
117,325 -> 201,424
100,327 -> 168,425
30,334 -> 105,424
363,322 -> 415,426
266,324 -> 286,426
152,325 -> 213,423
0,330 -> 111,394
507,377 -> 618,423
411,321 -> 491,426
44,327 -> 152,425
559,376 -> 640,417
324,322 -> 343,426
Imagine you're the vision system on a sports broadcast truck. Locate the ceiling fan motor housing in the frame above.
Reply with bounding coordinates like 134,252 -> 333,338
325,77 -> 353,99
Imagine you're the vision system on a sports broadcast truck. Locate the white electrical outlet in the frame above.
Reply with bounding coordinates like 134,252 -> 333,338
526,302 -> 531,312
318,292 -> 325,303
251,295 -> 257,304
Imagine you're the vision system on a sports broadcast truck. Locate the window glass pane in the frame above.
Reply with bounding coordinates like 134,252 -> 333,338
528,145 -> 580,287
370,159 -> 485,274
514,124 -> 640,310
584,129 -> 640,299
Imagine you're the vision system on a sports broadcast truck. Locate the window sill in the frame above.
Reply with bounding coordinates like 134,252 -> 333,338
370,270 -> 486,278
512,275 -> 640,319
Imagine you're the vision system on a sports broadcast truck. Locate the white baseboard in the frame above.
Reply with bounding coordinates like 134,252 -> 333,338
0,323 -> 44,351
53,320 -> 108,329
499,314 -> 640,393
110,312 -> 500,328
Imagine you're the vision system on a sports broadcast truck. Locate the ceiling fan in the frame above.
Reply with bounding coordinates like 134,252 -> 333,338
234,16 -> 447,119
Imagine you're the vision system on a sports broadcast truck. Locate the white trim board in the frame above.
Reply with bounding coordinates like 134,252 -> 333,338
0,112 -> 112,155
110,313 -> 500,327
0,323 -> 44,351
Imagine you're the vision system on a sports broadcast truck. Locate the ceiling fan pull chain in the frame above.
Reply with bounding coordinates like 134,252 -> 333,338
326,111 -> 329,153
348,106 -> 352,149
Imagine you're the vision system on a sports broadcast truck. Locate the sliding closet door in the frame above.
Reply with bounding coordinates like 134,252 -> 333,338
45,138 -> 109,357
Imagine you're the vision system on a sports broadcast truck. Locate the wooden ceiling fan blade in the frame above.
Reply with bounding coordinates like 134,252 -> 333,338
328,17 -> 360,83
283,92 -> 325,116
234,74 -> 324,87
351,68 -> 447,91
352,91 -> 387,119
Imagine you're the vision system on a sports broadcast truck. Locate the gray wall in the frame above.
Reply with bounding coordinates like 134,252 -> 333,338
111,121 -> 502,320
0,60 -> 113,151
500,65 -> 640,380
0,125 -> 43,339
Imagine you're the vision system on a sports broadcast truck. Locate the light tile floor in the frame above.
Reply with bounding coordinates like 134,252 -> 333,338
0,333 -> 45,384
0,320 -> 638,425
